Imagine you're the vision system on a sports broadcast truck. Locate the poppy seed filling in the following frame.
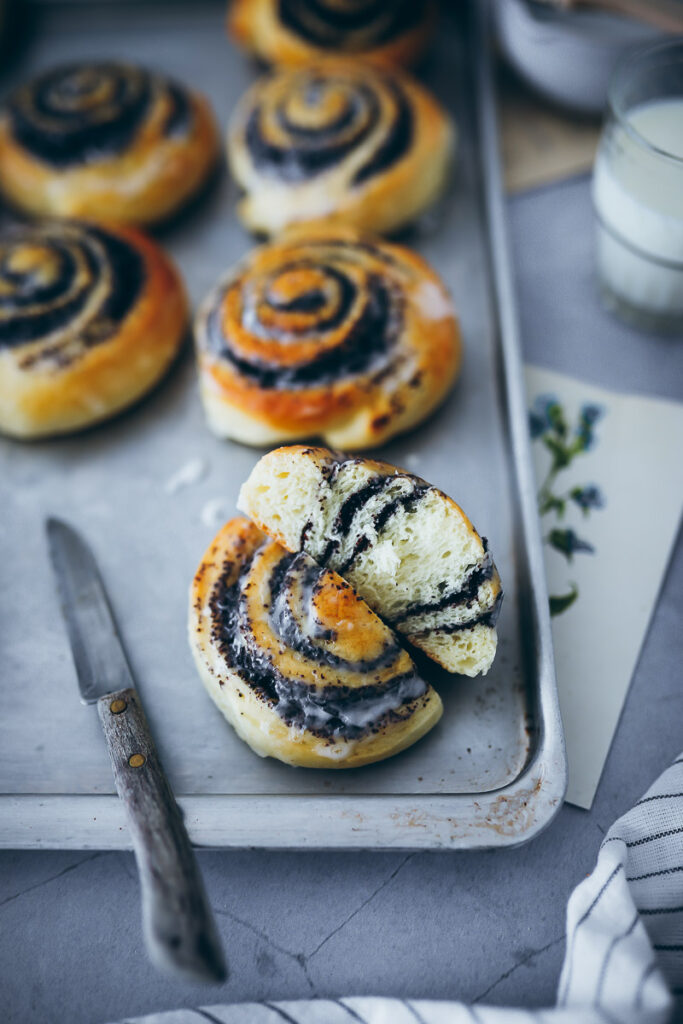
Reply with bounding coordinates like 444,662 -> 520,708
209,546 -> 427,740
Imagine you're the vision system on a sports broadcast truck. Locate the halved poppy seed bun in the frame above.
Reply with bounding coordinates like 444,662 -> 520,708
239,447 -> 503,677
189,517 -> 443,768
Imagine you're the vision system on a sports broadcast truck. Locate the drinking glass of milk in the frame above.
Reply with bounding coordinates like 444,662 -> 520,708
593,40 -> 683,332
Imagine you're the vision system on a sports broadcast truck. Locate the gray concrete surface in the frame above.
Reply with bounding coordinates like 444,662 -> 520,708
1,178 -> 681,1024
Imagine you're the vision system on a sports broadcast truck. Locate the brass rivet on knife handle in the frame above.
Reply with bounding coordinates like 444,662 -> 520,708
96,686 -> 227,983
46,517 -> 226,983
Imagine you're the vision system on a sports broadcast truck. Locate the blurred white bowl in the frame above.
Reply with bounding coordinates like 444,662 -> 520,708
493,0 -> 664,115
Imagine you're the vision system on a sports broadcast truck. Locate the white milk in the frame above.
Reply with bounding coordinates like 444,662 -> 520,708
593,98 -> 683,322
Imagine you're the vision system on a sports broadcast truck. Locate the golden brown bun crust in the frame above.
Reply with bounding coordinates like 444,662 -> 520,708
0,62 -> 220,225
227,60 -> 454,236
189,516 -> 443,768
194,224 -> 462,449
228,0 -> 437,68
0,220 -> 187,438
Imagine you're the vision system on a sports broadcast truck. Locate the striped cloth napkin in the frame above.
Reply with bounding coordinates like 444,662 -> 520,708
120,754 -> 683,1024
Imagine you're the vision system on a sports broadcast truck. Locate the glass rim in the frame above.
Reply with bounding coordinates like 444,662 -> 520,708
608,37 -> 683,167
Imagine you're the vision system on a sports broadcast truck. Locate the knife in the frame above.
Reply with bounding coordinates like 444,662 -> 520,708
46,517 -> 227,984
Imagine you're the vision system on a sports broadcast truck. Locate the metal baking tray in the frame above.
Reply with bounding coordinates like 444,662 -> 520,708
0,0 -> 566,850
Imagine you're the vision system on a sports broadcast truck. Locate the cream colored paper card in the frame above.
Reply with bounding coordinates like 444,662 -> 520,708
525,365 -> 683,808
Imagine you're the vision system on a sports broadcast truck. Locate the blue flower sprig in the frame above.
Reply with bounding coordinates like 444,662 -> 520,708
529,395 -> 606,616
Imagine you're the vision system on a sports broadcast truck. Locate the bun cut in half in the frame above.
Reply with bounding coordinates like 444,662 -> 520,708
239,447 -> 503,677
189,517 -> 443,768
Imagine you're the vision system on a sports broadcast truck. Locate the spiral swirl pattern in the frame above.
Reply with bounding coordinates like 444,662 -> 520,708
195,228 -> 460,447
239,447 -> 504,677
207,522 -> 429,740
228,62 -> 453,236
302,464 -> 503,635
204,237 -> 403,387
242,65 -> 411,185
6,62 -> 192,168
278,0 -> 425,51
229,0 -> 436,69
0,221 -> 143,367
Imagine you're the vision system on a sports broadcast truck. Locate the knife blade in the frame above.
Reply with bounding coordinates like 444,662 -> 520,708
46,517 -> 227,985
47,517 -> 135,704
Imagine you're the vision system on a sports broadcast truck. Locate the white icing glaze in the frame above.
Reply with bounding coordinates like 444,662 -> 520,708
413,279 -> 455,321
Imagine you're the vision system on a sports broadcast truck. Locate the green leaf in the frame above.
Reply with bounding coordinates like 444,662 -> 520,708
547,403 -> 568,439
550,584 -> 579,616
543,436 -> 571,470
539,494 -> 566,517
546,528 -> 595,562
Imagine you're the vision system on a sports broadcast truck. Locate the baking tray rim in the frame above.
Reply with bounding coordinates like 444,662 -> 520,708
0,740 -> 566,850
0,0 -> 567,851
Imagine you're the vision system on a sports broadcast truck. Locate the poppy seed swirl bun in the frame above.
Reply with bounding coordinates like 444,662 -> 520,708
0,220 -> 187,438
227,61 -> 454,236
228,0 -> 437,68
239,447 -> 503,677
0,62 -> 220,225
194,226 -> 461,448
189,517 -> 443,768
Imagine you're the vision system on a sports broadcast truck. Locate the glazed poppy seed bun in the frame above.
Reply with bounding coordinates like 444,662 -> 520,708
194,224 -> 461,449
189,517 -> 443,768
0,61 -> 219,225
228,0 -> 437,69
239,447 -> 503,677
227,60 -> 454,237
0,219 -> 187,438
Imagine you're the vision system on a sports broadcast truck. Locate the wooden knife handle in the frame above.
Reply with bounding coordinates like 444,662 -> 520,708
98,687 -> 227,984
